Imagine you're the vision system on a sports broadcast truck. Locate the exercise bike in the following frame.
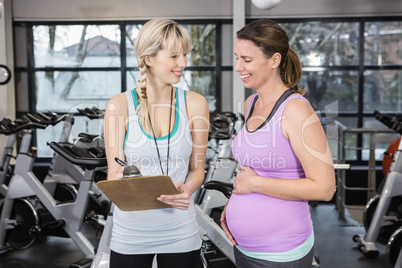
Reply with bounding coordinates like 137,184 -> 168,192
0,129 -> 107,267
20,111 -> 76,199
0,117 -> 19,197
8,111 -> 107,209
0,115 -> 51,197
353,110 -> 402,263
384,114 -> 402,268
39,108 -> 110,216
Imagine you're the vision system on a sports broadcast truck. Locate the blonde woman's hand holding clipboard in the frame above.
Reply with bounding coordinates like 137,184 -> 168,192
157,181 -> 191,210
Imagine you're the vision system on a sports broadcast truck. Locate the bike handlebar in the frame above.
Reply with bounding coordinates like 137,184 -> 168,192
374,110 -> 402,135
49,139 -> 107,169
203,180 -> 233,199
77,107 -> 105,119
22,112 -> 68,126
0,117 -> 47,135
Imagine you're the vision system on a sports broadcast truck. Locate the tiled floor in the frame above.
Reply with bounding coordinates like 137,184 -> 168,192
310,204 -> 390,268
0,203 -> 394,268
0,222 -> 100,268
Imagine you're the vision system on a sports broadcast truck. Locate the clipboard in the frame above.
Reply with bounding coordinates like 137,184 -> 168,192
97,175 -> 179,211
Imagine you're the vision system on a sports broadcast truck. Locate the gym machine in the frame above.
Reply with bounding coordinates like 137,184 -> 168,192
0,132 -> 107,267
353,110 -> 402,267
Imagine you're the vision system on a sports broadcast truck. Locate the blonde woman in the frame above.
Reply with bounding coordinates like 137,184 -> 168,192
104,19 -> 209,268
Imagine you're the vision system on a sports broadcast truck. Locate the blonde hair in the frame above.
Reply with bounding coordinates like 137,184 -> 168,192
134,19 -> 191,129
237,19 -> 305,95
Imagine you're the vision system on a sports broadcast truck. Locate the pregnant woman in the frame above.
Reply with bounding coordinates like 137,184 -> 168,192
221,19 -> 336,268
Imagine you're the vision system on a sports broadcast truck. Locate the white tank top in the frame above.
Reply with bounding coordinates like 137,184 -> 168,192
109,87 -> 201,254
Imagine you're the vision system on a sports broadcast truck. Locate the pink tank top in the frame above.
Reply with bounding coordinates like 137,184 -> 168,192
226,90 -> 313,253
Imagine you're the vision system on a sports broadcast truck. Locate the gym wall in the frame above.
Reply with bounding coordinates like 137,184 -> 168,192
10,0 -> 402,21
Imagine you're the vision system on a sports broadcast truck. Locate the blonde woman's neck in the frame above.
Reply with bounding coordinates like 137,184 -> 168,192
138,84 -> 173,103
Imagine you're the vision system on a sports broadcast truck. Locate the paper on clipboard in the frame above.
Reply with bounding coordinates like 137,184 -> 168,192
97,175 -> 179,211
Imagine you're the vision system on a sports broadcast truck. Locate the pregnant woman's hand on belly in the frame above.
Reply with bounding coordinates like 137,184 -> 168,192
233,166 -> 258,195
220,205 -> 237,245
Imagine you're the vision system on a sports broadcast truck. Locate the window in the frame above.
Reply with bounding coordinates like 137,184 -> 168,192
281,21 -> 360,67
33,24 -> 122,113
279,21 -> 360,112
277,19 -> 402,162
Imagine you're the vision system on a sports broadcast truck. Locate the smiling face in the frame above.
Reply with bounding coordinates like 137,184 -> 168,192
146,48 -> 188,85
234,38 -> 279,90
134,19 -> 191,90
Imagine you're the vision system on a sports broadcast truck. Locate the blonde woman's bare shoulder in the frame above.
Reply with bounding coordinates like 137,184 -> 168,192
105,92 -> 128,116
185,90 -> 206,101
184,91 -> 209,133
185,90 -> 209,117
108,92 -> 127,103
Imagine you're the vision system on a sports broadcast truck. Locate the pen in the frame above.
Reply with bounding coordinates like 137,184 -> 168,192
114,157 -> 127,166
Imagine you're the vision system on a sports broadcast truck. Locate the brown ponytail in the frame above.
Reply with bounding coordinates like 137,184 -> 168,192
282,48 -> 305,95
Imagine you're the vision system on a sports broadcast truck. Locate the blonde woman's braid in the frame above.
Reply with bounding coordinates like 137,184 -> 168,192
136,60 -> 150,131
139,61 -> 148,99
